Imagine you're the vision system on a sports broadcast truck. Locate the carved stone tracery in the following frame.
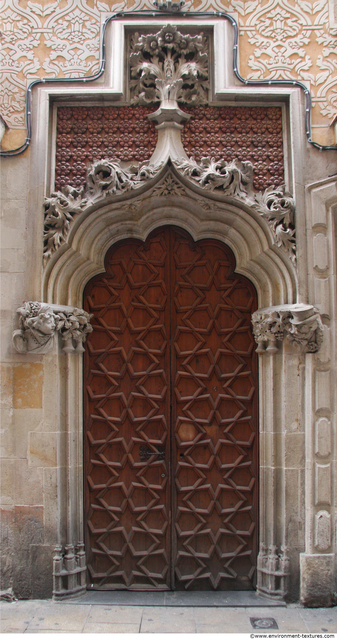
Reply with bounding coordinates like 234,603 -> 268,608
251,304 -> 324,354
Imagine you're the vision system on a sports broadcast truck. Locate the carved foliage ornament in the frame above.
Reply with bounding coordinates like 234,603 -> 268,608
12,301 -> 93,354
176,157 -> 254,199
44,159 -> 159,262
130,24 -> 209,106
254,187 -> 296,265
45,157 -> 295,265
251,304 -> 324,354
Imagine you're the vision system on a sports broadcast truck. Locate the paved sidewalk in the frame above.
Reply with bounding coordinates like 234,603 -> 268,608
0,600 -> 336,634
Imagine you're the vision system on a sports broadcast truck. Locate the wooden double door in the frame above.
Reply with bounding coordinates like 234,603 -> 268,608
84,226 -> 258,591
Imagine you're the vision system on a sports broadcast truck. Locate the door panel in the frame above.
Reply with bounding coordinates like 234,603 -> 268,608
171,233 -> 258,590
84,232 -> 171,589
84,226 -> 258,590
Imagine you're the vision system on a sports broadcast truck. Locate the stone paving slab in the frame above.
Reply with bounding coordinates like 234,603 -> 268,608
298,606 -> 337,633
25,603 -> 91,632
0,599 -> 336,634
86,604 -> 143,624
140,606 -> 196,633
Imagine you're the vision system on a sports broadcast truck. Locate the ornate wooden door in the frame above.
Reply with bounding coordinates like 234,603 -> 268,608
84,226 -> 258,591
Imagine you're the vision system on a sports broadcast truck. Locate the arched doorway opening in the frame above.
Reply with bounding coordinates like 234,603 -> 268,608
83,225 -> 258,591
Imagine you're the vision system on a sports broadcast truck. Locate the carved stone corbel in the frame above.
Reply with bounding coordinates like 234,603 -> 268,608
251,304 -> 323,354
12,302 -> 93,355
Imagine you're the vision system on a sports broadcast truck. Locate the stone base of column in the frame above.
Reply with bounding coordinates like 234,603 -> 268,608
52,543 -> 87,601
300,553 -> 335,607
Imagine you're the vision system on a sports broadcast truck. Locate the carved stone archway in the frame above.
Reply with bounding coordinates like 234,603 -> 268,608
36,159 -> 305,599
13,153 -> 325,599
12,22 -> 326,600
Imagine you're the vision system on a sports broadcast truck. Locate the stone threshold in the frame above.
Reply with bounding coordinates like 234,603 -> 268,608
64,590 -> 286,607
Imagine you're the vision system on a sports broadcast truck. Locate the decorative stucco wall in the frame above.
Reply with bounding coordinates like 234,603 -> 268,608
1,0 -> 337,149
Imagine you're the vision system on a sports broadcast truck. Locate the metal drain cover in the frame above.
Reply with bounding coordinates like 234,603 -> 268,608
250,617 -> 279,629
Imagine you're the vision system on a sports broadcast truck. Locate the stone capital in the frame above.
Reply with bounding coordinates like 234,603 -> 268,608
251,303 -> 324,354
13,302 -> 93,355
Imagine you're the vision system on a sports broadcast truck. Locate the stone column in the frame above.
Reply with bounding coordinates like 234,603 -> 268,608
252,303 -> 324,601
300,178 -> 337,607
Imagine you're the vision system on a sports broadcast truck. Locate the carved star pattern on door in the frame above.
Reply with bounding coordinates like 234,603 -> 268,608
84,227 -> 258,590
172,233 -> 258,590
84,234 -> 171,589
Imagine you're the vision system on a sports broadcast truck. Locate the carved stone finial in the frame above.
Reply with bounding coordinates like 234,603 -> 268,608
13,303 -> 93,355
130,25 -> 208,107
251,304 -> 323,354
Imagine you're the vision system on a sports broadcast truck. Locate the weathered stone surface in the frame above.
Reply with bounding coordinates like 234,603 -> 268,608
30,544 -> 53,599
28,432 -> 57,468
13,363 -> 43,409
0,506 -> 44,599
300,553 -> 335,607
13,460 -> 44,506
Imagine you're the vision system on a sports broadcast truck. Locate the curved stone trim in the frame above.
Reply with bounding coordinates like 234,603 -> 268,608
44,158 -> 296,266
42,167 -> 297,310
252,304 -> 324,354
12,301 -> 93,355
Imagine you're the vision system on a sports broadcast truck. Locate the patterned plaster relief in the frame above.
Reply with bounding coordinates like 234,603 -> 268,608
0,0 -> 336,148
238,0 -> 337,143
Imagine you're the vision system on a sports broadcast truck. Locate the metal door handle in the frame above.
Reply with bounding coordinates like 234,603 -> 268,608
139,445 -> 165,461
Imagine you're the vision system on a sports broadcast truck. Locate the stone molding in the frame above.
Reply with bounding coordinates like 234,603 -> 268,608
12,301 -> 93,355
251,303 -> 324,355
44,158 -> 296,265
130,24 -> 209,106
